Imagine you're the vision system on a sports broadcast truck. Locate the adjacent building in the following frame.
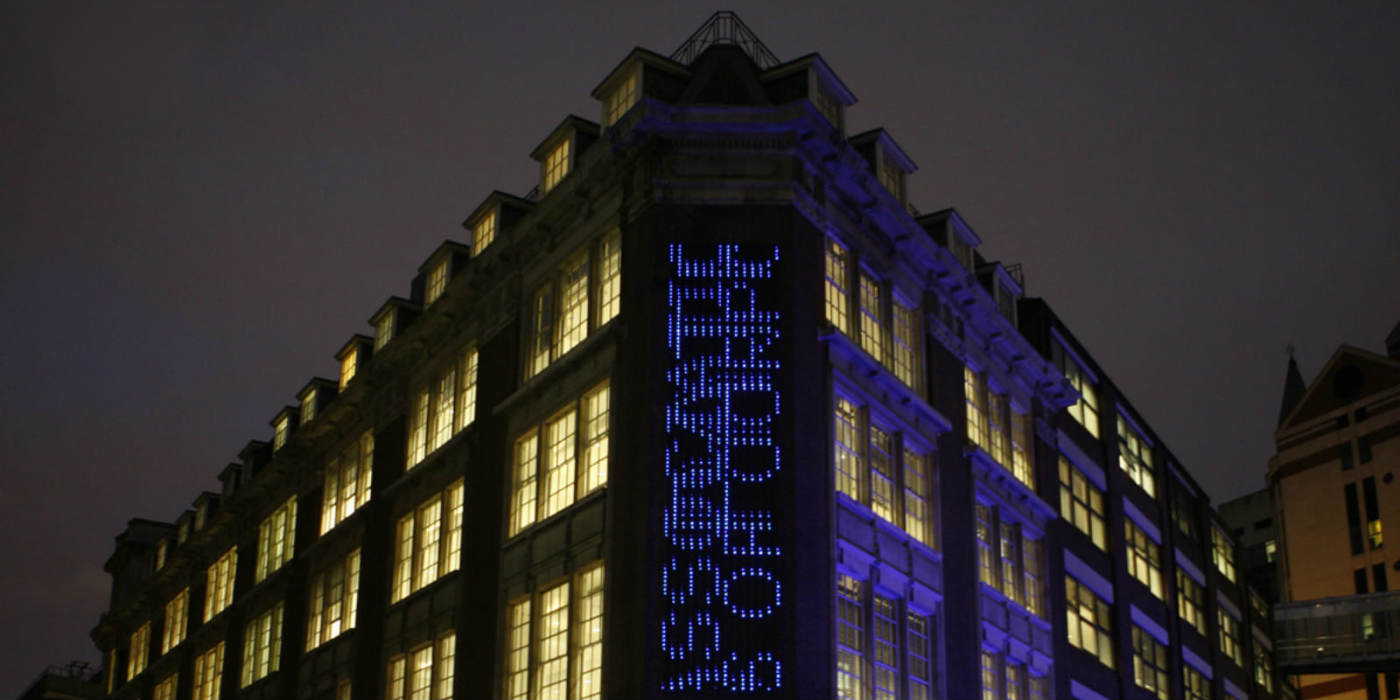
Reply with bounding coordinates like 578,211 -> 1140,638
1268,327 -> 1400,700
90,13 -> 1281,700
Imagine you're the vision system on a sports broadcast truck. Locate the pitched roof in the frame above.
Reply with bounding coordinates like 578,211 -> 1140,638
1277,355 -> 1306,427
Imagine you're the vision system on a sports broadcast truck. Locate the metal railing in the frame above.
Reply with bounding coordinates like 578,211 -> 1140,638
1274,591 -> 1400,674
670,11 -> 780,70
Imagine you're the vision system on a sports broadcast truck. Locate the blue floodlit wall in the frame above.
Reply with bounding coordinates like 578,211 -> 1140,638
662,242 -> 785,694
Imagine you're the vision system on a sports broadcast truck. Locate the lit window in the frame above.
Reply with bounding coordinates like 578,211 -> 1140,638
834,396 -> 937,547
987,391 -> 1009,467
891,298 -> 919,389
337,677 -> 351,700
1254,646 -> 1274,693
391,479 -> 463,603
425,260 -> 448,306
980,651 -> 999,700
1368,518 -> 1384,549
1058,458 -> 1106,549
542,138 -> 570,194
603,71 -> 638,127
127,621 -> 151,680
1176,568 -> 1207,636
385,632 -> 455,700
471,209 -> 497,257
526,235 -> 620,379
907,611 -> 934,700
835,574 -> 865,700
976,503 -> 996,588
1054,342 -> 1099,437
903,447 -> 935,548
321,431 -> 374,534
1264,539 -> 1277,562
1125,519 -> 1164,598
1211,527 -> 1236,583
1066,575 -> 1114,668
1028,673 -> 1049,700
339,347 -> 357,390
240,602 -> 283,687
1000,521 -> 1022,606
255,496 -> 296,583
193,642 -> 224,700
859,272 -> 884,361
1010,410 -> 1034,489
204,547 -> 237,620
1218,607 -> 1243,666
872,596 -> 899,700
595,229 -> 621,325
161,588 -> 189,653
106,649 -> 118,693
273,415 -> 290,451
1003,659 -> 1025,700
306,548 -> 361,650
407,347 -> 478,470
502,563 -> 604,700
1184,665 -> 1209,700
964,367 -> 987,451
155,539 -> 168,571
153,673 -> 177,700
300,391 -> 317,425
1131,626 -> 1169,700
825,238 -> 850,334
375,313 -> 395,351
1117,414 -> 1155,497
1022,536 -> 1043,617
509,382 -> 610,536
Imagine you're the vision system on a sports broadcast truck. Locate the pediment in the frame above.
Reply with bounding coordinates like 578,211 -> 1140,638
1280,345 -> 1400,430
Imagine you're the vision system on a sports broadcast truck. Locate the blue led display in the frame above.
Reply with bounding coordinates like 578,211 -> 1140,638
662,243 -> 784,694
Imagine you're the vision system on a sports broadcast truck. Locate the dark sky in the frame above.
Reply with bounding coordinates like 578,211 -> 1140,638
3,1 -> 1397,693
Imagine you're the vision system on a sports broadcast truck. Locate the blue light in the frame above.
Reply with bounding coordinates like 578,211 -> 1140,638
662,243 -> 784,693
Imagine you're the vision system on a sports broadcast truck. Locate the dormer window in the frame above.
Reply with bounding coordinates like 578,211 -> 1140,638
374,312 -> 395,351
272,414 -> 290,451
300,391 -> 316,424
425,260 -> 448,305
195,501 -> 208,531
177,520 -> 189,544
155,539 -> 168,571
603,70 -> 639,127
813,83 -> 841,130
542,138 -> 571,194
339,348 -> 357,389
879,155 -> 904,203
950,234 -> 974,271
471,209 -> 497,257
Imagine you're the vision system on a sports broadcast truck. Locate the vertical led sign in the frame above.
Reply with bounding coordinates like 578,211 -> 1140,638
662,243 -> 784,694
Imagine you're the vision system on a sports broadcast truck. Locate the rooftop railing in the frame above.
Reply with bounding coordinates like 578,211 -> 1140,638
671,11 -> 780,70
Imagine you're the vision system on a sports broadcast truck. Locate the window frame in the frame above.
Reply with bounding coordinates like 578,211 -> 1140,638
833,392 -> 938,548
525,232 -> 621,380
391,479 -> 464,603
509,382 -> 611,537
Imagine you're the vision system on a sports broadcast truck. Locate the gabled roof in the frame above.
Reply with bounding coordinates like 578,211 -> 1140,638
1277,344 -> 1400,431
1276,355 -> 1306,427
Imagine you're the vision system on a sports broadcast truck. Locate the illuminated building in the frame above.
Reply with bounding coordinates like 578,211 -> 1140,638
90,13 -> 1280,700
1268,330 -> 1400,700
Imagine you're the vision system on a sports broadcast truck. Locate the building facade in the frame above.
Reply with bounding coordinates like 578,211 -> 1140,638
1269,331 -> 1400,700
91,13 -> 1280,700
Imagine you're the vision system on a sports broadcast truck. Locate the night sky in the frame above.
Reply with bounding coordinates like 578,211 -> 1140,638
3,1 -> 1398,693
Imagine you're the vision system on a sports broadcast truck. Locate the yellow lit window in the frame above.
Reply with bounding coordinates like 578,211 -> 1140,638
426,260 -> 448,306
204,547 -> 237,620
825,238 -> 850,334
1125,519 -> 1164,598
980,651 -> 999,700
869,425 -> 896,523
603,71 -> 638,127
321,431 -> 374,534
1211,527 -> 1237,583
1117,414 -> 1155,497
1055,342 -> 1099,437
975,503 -> 996,587
1010,410 -> 1034,489
500,563 -> 604,700
595,229 -> 621,325
456,348 -> 479,432
127,621 -> 151,680
306,548 -> 361,650
572,564 -> 605,700
1058,458 -> 1106,550
273,415 -> 289,451
859,272 -> 884,361
1132,626 -> 1169,700
987,391 -> 1010,467
1066,576 -> 1114,668
391,480 -> 464,603
509,382 -> 610,536
1368,518 -> 1384,549
339,348 -> 357,390
542,138 -> 570,194
472,209 -> 496,257
833,398 -> 864,503
153,673 -> 177,700
835,574 -> 864,700
155,539 -> 168,571
891,298 -> 919,389
536,582 -> 571,698
241,602 -> 283,687
902,447 -> 934,547
1218,608 -> 1243,666
375,313 -> 395,351
406,346 -> 481,468
1177,568 -> 1207,635
300,391 -> 317,425
503,598 -> 531,700
193,642 -> 224,700
1022,535 -> 1043,617
964,367 -> 987,450
161,588 -> 189,653
556,251 -> 589,357
255,496 -> 297,583
526,234 -> 620,378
